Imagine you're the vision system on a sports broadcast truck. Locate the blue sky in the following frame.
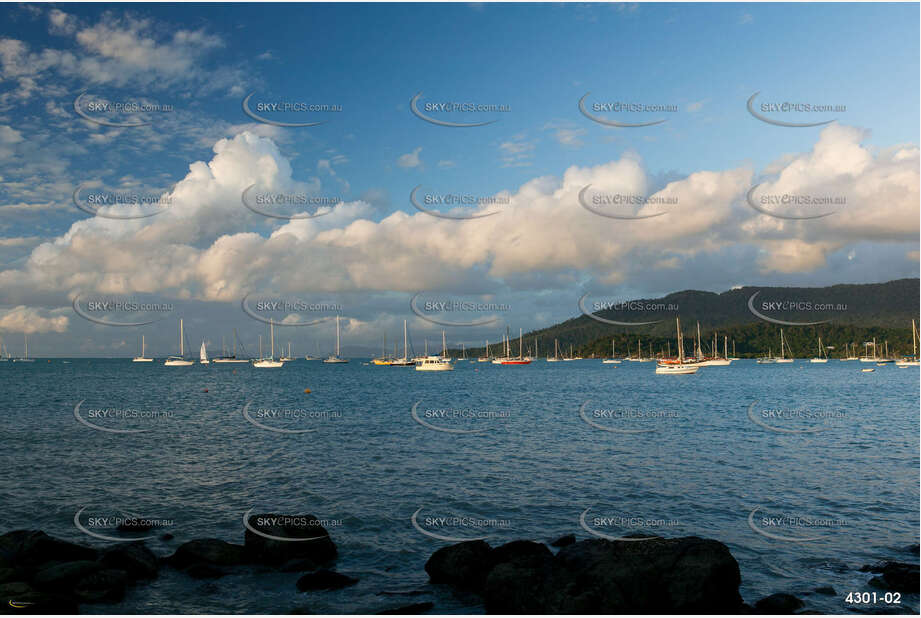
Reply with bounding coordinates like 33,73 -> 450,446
0,2 -> 918,356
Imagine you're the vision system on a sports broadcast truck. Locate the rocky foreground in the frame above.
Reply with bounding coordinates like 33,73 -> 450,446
0,520 -> 917,614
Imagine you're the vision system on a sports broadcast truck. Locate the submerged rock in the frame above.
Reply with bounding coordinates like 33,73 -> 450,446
101,543 -> 159,580
424,540 -> 492,592
861,561 -> 920,593
427,535 -> 744,614
166,539 -> 246,569
753,593 -> 804,613
549,534 -> 575,548
295,569 -> 358,591
0,530 -> 97,568
814,585 -> 836,595
244,513 -> 337,567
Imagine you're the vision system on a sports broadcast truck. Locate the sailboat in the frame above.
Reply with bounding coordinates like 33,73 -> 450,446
698,331 -> 731,366
729,340 -> 740,361
0,339 -> 7,361
372,333 -> 393,365
323,316 -> 348,363
896,319 -> 920,367
493,328 -> 532,364
809,337 -> 828,363
132,335 -> 153,362
478,339 -> 492,362
304,341 -> 320,361
840,342 -> 858,361
213,329 -> 250,363
253,321 -> 284,367
547,339 -> 561,362
389,320 -> 415,366
164,319 -> 194,366
199,341 -> 209,364
280,342 -> 295,362
859,339 -> 878,363
12,333 -> 35,362
656,317 -> 699,374
602,339 -> 621,364
775,329 -> 794,363
876,340 -> 894,365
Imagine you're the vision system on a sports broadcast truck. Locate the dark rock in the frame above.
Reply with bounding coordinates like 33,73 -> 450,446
861,561 -> 919,593
31,560 -> 101,590
288,606 -> 312,614
549,534 -> 575,548
906,544 -> 919,554
0,581 -> 79,614
295,569 -> 358,591
377,601 -> 434,614
279,558 -> 318,573
488,540 -> 552,569
244,513 -> 337,567
0,568 -> 17,584
0,531 -> 97,567
184,563 -> 227,579
814,586 -> 836,595
485,536 -> 743,613
754,593 -> 805,614
72,568 -> 129,603
160,533 -> 174,542
166,539 -> 245,569
101,543 -> 159,580
424,540 -> 491,591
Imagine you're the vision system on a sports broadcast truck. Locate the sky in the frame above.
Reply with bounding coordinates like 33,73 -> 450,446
0,2 -> 918,357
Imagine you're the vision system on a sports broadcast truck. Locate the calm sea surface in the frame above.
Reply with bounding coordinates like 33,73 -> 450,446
1,359 -> 918,614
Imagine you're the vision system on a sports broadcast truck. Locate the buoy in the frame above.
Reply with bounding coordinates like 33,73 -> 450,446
304,388 -> 311,394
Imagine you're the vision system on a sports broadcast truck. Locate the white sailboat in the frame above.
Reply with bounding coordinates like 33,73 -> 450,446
280,342 -> 295,362
896,320 -> 920,367
809,337 -> 828,363
253,321 -> 284,368
478,339 -> 492,362
390,320 -> 415,366
656,317 -> 699,374
547,339 -> 561,362
859,339 -> 878,363
323,316 -> 348,363
602,339 -> 621,363
199,341 -> 209,364
12,333 -> 35,362
775,329 -> 794,363
164,319 -> 194,366
133,335 -> 153,362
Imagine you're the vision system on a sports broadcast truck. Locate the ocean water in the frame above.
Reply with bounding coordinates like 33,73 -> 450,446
0,358 -> 918,614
